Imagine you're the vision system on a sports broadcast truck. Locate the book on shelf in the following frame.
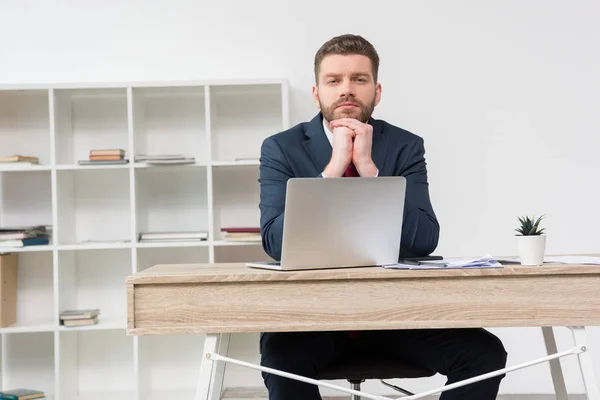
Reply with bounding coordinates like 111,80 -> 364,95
0,225 -> 49,239
221,227 -> 261,242
60,309 -> 100,319
134,153 -> 196,165
221,227 -> 260,233
0,155 -> 40,165
138,231 -> 208,242
0,225 -> 51,248
60,308 -> 100,327
78,148 -> 128,165
0,388 -> 45,399
62,315 -> 99,327
78,159 -> 129,165
90,149 -> 125,157
0,237 -> 50,248
223,233 -> 261,242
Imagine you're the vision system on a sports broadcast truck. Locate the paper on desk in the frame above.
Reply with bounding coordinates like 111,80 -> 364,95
466,255 -> 600,265
383,255 -> 503,270
543,256 -> 600,265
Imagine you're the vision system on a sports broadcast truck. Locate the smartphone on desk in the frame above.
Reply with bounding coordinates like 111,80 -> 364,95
398,255 -> 443,263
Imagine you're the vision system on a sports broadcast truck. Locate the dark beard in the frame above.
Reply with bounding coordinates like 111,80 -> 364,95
320,95 -> 376,123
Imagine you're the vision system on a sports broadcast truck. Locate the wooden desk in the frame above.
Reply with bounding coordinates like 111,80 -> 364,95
126,262 -> 600,400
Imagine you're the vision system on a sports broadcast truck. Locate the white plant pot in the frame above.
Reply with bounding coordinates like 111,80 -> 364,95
516,235 -> 547,266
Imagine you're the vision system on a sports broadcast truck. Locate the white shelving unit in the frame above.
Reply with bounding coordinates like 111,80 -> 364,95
0,79 -> 289,400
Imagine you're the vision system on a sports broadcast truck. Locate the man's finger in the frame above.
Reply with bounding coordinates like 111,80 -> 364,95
331,119 -> 369,133
330,118 -> 364,130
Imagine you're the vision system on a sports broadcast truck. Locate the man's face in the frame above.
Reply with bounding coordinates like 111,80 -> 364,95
312,54 -> 381,124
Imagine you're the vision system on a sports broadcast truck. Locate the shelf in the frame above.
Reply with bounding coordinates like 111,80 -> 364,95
210,84 -> 283,162
58,314 -> 125,331
57,241 -> 131,251
211,159 -> 259,167
133,161 -> 206,169
59,330 -> 134,398
0,245 -> 54,253
53,88 -> 129,165
55,163 -> 130,171
58,248 -> 131,326
0,89 -> 51,165
212,240 -> 262,247
0,79 -> 289,398
132,86 -> 208,165
2,332 -> 55,398
0,164 -> 52,172
135,166 -> 208,239
56,168 -> 131,245
135,240 -> 209,249
0,170 -> 53,231
138,334 -> 204,396
0,321 -> 55,334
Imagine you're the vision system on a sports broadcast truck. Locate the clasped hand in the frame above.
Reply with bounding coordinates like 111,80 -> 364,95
325,118 -> 377,177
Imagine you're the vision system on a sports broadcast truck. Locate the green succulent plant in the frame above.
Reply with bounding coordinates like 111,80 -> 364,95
515,215 -> 546,236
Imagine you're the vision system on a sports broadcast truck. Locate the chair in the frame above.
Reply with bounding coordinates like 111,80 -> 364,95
317,356 -> 435,400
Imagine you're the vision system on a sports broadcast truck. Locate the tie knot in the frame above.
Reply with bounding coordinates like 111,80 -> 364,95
344,163 -> 359,177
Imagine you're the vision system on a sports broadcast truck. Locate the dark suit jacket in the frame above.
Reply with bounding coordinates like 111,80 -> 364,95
258,112 -> 440,261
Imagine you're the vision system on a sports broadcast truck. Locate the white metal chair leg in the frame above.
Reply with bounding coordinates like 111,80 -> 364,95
542,326 -> 568,400
203,335 -> 591,400
570,326 -> 600,400
196,334 -> 230,400
210,333 -> 231,400
207,352 -> 394,400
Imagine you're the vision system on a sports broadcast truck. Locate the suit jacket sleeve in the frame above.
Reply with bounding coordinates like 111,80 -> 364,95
258,137 -> 299,261
397,136 -> 440,257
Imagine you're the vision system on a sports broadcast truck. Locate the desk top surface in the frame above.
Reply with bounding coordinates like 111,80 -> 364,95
127,254 -> 600,285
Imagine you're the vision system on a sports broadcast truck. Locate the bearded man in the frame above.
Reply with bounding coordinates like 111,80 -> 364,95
257,33 -> 507,400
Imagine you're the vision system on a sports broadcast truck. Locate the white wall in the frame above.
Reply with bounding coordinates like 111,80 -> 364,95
2,0 -> 600,396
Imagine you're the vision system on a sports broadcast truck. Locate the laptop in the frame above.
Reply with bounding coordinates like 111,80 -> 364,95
246,176 -> 406,271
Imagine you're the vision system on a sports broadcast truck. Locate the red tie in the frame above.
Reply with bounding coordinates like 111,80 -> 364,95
344,163 -> 359,177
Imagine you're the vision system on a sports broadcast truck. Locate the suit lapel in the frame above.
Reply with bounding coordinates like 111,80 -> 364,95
302,114 -> 332,173
302,113 -> 389,175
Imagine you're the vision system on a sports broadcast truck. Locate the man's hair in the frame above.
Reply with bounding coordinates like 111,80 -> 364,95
314,34 -> 380,84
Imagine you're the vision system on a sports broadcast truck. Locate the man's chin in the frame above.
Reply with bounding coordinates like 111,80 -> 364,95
333,109 -> 362,120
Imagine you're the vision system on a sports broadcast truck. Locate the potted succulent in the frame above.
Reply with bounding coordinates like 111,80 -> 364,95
515,215 -> 546,265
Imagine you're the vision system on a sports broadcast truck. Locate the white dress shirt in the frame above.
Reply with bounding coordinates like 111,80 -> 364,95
321,118 -> 378,177
322,118 -> 334,147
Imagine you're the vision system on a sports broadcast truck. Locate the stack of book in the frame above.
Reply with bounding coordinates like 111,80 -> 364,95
221,227 -> 261,242
0,155 -> 40,166
138,231 -> 208,243
134,153 -> 195,165
0,225 -> 51,248
78,149 -> 128,165
0,388 -> 46,399
59,309 -> 100,327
